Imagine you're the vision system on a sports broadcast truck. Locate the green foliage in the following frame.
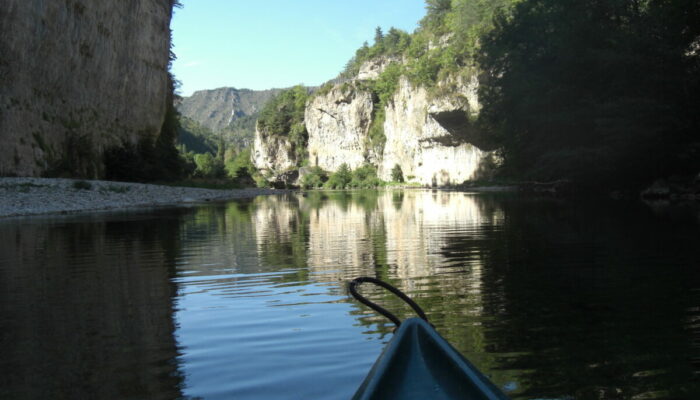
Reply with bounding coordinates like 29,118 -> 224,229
289,122 -> 308,161
318,163 -> 384,189
335,0 -> 517,118
178,116 -> 217,154
154,72 -> 186,181
373,63 -> 403,105
349,164 -> 382,188
257,85 -> 310,163
391,164 -> 404,183
225,148 -> 256,185
478,0 -> 700,191
420,0 -> 452,33
253,174 -> 271,188
341,28 -> 412,79
361,63 -> 404,153
300,166 -> 327,189
257,85 -> 309,137
367,110 -> 386,154
324,163 -> 353,189
193,153 -> 225,178
374,26 -> 384,48
222,114 -> 258,148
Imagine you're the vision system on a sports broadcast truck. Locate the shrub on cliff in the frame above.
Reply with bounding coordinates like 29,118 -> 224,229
300,166 -> 327,189
257,85 -> 310,162
324,163 -> 352,189
349,164 -> 382,188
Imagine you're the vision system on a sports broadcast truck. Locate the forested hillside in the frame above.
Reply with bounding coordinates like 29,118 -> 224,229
177,87 -> 283,149
478,0 -> 700,191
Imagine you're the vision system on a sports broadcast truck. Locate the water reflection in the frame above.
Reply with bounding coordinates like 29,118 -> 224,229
174,191 -> 698,399
1,191 -> 699,400
0,211 -> 185,399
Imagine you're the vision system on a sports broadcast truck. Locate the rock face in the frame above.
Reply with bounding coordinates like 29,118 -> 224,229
0,0 -> 173,177
252,56 -> 493,187
177,87 -> 283,132
357,57 -> 400,80
380,76 -> 487,186
252,66 -> 491,186
305,83 -> 375,171
304,71 -> 489,186
252,124 -> 297,176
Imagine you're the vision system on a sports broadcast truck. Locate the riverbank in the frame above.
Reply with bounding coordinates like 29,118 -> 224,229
0,177 -> 280,218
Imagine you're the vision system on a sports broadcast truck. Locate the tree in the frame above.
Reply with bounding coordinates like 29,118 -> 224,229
421,0 -> 452,31
478,0 -> 700,191
194,153 -> 224,178
374,26 -> 384,46
324,163 -> 352,189
391,164 -> 404,183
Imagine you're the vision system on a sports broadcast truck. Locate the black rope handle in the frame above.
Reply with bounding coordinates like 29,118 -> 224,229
348,277 -> 430,328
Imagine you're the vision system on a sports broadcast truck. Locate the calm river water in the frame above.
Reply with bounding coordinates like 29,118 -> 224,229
1,190 -> 699,399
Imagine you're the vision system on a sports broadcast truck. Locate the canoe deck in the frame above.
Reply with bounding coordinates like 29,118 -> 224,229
352,318 -> 509,400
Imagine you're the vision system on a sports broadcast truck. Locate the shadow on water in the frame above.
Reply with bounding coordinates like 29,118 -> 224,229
434,196 -> 700,399
0,209 -> 188,400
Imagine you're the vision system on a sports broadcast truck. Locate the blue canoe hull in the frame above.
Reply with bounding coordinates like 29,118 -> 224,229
352,318 -> 509,400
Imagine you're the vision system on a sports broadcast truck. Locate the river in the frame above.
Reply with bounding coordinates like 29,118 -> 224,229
1,190 -> 698,399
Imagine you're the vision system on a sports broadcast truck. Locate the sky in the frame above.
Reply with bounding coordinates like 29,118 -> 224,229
171,0 -> 427,97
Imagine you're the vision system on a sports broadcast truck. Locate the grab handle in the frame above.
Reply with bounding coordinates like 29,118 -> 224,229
348,277 -> 430,328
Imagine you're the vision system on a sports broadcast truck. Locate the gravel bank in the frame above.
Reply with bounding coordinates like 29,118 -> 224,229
0,177 -> 281,218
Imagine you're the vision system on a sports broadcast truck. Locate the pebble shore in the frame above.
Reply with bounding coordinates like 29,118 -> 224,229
0,177 -> 280,218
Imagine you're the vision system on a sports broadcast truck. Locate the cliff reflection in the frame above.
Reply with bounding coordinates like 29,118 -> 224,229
0,212 -> 184,400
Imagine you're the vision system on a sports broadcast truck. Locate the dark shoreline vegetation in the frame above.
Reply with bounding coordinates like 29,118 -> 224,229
58,0 -> 697,199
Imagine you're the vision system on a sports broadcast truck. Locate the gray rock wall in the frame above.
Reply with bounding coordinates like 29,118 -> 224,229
0,0 -> 173,177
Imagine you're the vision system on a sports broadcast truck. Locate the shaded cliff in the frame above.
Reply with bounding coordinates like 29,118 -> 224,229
0,0 -> 174,177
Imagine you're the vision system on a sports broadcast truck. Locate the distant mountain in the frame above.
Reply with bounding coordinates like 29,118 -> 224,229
177,87 -> 284,148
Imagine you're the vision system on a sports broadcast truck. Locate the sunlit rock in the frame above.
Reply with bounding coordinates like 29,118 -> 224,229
305,83 -> 375,171
380,77 -> 489,186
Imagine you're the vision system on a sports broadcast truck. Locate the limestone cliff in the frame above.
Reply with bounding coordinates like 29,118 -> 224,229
0,0 -> 173,177
304,60 -> 491,186
252,123 -> 297,177
252,56 -> 493,186
379,75 -> 488,186
305,83 -> 375,171
357,57 -> 400,80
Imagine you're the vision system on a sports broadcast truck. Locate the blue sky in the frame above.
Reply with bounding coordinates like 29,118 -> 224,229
171,0 -> 426,96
